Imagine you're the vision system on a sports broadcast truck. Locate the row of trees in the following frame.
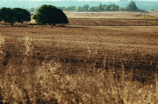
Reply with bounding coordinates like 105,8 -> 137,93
57,1 -> 142,12
0,5 -> 69,26
26,1 -> 144,13
0,7 -> 31,25
58,4 -> 119,12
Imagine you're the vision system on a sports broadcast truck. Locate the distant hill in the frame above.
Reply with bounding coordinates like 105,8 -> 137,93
0,0 -> 158,10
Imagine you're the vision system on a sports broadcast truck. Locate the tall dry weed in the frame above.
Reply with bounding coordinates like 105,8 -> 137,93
0,34 -> 158,104
23,34 -> 33,56
0,34 -> 5,59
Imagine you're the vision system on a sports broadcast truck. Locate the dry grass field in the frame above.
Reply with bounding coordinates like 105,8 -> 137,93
66,12 -> 158,26
0,12 -> 158,104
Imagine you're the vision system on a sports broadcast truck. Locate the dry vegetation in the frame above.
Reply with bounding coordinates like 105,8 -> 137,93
66,11 -> 158,26
0,12 -> 158,104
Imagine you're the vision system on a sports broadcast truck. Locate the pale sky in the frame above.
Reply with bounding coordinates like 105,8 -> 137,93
30,0 -> 158,1
76,0 -> 158,1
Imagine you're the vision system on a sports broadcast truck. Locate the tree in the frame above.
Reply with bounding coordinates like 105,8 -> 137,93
0,7 -> 16,26
0,7 -> 31,26
83,4 -> 89,11
104,5 -> 111,11
13,8 -> 31,24
33,5 -> 69,26
99,3 -> 103,11
0,16 -> 2,22
126,0 -> 138,11
67,6 -> 75,11
110,4 -> 119,11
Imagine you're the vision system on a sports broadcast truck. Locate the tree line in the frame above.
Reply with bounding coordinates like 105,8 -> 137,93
0,7 -> 31,26
0,5 -> 69,26
27,1 -> 144,13
60,1 -> 144,12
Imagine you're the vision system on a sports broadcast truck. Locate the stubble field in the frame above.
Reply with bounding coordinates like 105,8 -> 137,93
0,11 -> 158,104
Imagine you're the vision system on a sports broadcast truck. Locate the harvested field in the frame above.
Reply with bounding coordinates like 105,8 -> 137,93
0,12 -> 158,104
66,12 -> 158,26
68,18 -> 158,26
65,11 -> 145,18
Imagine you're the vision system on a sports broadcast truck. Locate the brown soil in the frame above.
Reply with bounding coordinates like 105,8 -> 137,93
0,26 -> 158,85
65,11 -> 158,19
68,18 -> 158,26
0,12 -> 158,102
65,11 -> 158,26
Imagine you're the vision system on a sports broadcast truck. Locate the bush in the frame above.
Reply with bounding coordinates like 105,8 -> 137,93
33,5 -> 69,26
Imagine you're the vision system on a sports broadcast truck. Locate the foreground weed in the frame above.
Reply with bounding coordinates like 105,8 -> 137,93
0,33 -> 4,59
23,34 -> 33,56
0,35 -> 158,104
0,34 -> 5,47
0,34 -> 5,67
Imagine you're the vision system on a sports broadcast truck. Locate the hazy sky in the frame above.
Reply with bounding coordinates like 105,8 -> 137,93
78,0 -> 157,1
30,0 -> 158,1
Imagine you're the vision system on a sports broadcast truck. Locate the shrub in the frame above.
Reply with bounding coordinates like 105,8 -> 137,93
33,5 -> 69,26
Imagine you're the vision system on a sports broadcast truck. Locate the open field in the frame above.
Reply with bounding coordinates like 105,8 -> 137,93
27,11 -> 158,26
68,18 -> 158,26
66,12 -> 158,26
0,12 -> 158,104
65,11 -> 158,19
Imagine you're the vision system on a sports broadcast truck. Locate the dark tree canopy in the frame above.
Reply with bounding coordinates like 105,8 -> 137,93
13,8 -> 31,24
0,7 -> 31,26
126,1 -> 138,11
33,5 -> 69,26
0,7 -> 16,25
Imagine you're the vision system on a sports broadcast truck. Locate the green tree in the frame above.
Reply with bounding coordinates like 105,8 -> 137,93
67,6 -> 75,11
119,7 -> 126,11
33,5 -> 69,26
126,0 -> 138,11
83,4 -> 89,11
0,16 -> 2,22
90,6 -> 98,12
99,3 -> 103,11
109,4 -> 119,11
13,8 -> 31,24
0,7 -> 16,26
104,5 -> 111,11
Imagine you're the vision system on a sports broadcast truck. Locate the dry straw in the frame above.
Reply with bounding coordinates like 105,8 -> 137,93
0,34 -> 5,47
0,32 -> 158,104
0,34 -> 5,59
23,34 -> 33,56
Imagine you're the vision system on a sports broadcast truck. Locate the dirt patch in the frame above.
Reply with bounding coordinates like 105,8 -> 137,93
0,26 -> 158,73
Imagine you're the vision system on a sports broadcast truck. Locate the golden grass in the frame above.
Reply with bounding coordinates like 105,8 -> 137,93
0,25 -> 158,104
23,34 -> 33,56
65,12 -> 149,19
